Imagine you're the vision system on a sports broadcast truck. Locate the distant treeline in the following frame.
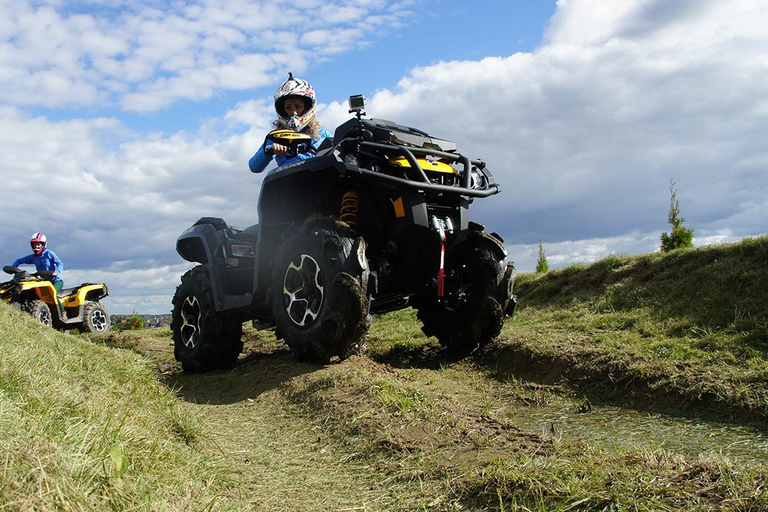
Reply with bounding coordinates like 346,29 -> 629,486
111,312 -> 171,331
111,313 -> 170,321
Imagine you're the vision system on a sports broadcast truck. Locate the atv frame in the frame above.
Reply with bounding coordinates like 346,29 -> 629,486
172,95 -> 516,371
1,265 -> 111,333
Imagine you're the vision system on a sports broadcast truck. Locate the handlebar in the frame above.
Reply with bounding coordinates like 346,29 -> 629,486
265,129 -> 316,159
3,265 -> 54,281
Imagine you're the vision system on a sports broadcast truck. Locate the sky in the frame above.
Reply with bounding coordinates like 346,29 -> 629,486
1,0 -> 766,315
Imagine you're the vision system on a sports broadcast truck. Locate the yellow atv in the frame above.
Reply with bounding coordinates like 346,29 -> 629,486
1,266 -> 111,333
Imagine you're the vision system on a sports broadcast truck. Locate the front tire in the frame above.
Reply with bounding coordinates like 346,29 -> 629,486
81,301 -> 111,333
271,219 -> 371,363
413,234 -> 515,352
22,299 -> 53,327
171,265 -> 243,372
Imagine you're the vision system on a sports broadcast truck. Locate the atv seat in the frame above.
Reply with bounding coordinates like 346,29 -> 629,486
58,288 -> 77,298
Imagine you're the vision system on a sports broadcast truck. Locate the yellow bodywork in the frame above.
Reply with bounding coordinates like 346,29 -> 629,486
390,157 -> 459,175
2,280 -> 107,308
59,284 -> 108,307
392,197 -> 406,218
18,281 -> 58,304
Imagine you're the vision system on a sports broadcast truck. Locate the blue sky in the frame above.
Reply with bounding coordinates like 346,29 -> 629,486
1,0 -> 767,314
33,0 -> 557,134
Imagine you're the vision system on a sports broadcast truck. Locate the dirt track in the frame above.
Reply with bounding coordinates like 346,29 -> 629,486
113,324 -> 768,511
132,329 -> 554,509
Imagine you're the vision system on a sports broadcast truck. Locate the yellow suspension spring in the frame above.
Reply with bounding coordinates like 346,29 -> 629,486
340,190 -> 360,235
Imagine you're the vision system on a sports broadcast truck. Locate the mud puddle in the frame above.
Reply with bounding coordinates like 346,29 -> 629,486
503,401 -> 768,463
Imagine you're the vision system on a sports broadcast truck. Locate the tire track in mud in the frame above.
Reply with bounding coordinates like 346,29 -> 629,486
353,327 -> 768,467
276,340 -> 768,507
129,328 -> 767,510
153,332 -> 560,510
163,346 -> 449,511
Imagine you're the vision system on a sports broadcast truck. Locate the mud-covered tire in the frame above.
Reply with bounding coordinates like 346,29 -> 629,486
413,234 -> 515,352
271,219 -> 371,363
22,299 -> 53,327
80,301 -> 111,333
171,265 -> 244,373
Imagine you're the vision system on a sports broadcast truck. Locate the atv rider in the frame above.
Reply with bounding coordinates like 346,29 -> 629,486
249,73 -> 332,174
12,232 -> 66,315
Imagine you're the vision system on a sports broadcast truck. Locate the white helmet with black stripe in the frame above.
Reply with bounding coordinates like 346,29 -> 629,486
274,72 -> 317,132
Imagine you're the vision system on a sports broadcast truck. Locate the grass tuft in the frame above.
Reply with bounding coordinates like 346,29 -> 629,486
0,304 -> 239,510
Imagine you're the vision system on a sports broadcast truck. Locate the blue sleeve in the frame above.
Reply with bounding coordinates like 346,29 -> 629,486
313,127 -> 332,150
12,254 -> 33,267
249,142 -> 274,174
49,250 -> 64,276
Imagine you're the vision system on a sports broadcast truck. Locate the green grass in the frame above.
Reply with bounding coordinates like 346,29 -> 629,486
2,235 -> 768,511
504,236 -> 768,419
516,235 -> 768,331
0,305 -> 242,510
281,341 -> 768,511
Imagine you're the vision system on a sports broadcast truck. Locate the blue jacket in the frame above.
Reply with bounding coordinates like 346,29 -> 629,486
13,249 -> 63,283
249,127 -> 332,174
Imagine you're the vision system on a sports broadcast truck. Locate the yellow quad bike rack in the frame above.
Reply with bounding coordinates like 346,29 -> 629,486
1,266 -> 111,332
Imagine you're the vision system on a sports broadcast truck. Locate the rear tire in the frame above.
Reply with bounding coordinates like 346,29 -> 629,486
271,219 -> 371,363
81,301 -> 111,333
171,265 -> 244,372
22,299 -> 52,327
413,234 -> 514,352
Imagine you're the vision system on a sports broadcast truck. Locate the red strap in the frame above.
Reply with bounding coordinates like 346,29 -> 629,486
437,239 -> 445,297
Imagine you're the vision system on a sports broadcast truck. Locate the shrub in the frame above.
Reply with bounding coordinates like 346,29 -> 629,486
660,179 -> 694,252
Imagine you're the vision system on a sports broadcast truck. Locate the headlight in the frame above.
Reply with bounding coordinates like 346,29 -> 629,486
470,169 -> 487,189
343,153 -> 359,166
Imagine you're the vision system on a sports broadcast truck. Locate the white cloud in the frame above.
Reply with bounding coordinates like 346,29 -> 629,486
0,108 -> 266,313
64,263 -> 193,315
507,231 -> 662,274
2,0 -> 767,315
359,0 -> 768,250
0,0 -> 416,112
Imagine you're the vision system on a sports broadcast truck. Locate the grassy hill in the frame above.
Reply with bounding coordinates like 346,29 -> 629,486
506,235 -> 768,420
1,235 -> 767,511
518,235 -> 768,330
0,305 -> 240,510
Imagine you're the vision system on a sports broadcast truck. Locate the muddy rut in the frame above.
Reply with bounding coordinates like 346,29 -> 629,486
124,326 -> 767,511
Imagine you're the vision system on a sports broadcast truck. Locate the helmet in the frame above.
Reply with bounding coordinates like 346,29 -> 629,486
30,232 -> 47,255
274,72 -> 317,132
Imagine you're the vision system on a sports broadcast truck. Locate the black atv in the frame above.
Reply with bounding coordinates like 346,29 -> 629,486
171,95 -> 516,372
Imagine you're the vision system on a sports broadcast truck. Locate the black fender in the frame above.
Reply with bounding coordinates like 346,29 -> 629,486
176,218 -> 261,313
176,218 -> 230,312
449,226 -> 517,316
450,224 -> 508,263
176,217 -> 226,264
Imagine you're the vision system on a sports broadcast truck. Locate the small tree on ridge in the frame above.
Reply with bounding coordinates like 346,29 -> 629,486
660,179 -> 694,252
536,241 -> 549,273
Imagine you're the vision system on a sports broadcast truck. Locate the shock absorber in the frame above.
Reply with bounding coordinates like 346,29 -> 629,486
340,190 -> 360,235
